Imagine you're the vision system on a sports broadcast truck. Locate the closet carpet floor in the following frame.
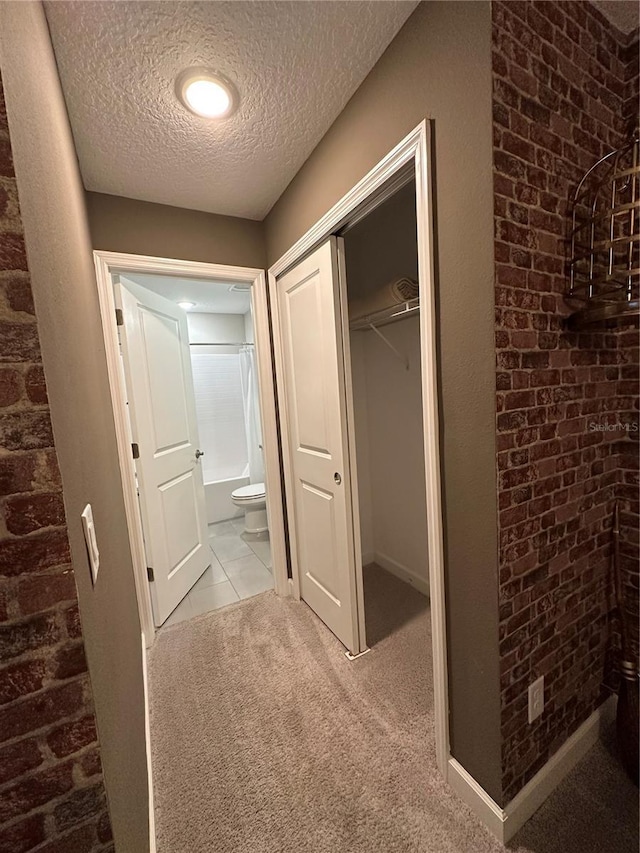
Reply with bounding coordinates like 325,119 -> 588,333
148,564 -> 638,853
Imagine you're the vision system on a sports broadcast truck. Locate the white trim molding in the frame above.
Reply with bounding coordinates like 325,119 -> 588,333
270,125 -> 425,280
447,695 -> 618,843
141,632 -> 156,853
268,120 -> 449,775
93,251 -> 289,643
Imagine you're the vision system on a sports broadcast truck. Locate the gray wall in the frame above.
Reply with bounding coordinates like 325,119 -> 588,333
265,1 -> 502,801
0,4 -> 149,849
86,191 -> 266,269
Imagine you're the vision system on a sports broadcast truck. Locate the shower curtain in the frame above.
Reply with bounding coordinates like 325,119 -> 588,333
239,346 -> 265,484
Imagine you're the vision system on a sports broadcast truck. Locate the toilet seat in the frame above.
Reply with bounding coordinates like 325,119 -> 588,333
231,482 -> 268,535
232,483 -> 266,502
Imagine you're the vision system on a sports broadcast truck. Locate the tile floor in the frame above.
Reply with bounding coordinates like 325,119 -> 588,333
160,517 -> 273,629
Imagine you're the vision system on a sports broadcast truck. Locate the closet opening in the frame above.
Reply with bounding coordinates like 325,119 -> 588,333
268,119 -> 447,774
341,178 -> 430,648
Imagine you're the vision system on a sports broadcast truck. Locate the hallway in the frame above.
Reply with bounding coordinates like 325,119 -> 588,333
148,567 -> 638,852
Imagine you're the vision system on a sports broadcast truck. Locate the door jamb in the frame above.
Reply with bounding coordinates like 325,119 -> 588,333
93,251 -> 289,645
267,120 -> 449,774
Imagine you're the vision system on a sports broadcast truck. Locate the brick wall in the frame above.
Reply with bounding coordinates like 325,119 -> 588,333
0,75 -> 113,852
492,0 -> 639,803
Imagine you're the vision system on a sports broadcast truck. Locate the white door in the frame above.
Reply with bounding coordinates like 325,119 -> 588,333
275,238 -> 365,654
116,278 -> 210,626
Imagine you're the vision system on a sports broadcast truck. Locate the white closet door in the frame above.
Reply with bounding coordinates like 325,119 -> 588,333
275,238 -> 365,654
116,278 -> 210,626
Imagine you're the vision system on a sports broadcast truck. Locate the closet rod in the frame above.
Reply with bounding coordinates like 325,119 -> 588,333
368,324 -> 410,370
349,298 -> 419,331
189,341 -> 255,347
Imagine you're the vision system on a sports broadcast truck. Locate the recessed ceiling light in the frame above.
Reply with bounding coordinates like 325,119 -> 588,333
176,68 -> 238,119
178,301 -> 195,311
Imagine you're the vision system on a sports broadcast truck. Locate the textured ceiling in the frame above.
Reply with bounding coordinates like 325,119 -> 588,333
124,273 -> 252,313
591,1 -> 639,33
45,1 -> 418,220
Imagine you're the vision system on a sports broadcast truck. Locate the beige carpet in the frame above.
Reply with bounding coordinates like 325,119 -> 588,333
149,564 -> 638,853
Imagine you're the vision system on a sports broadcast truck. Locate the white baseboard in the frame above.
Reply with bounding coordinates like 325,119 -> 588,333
447,757 -> 505,840
447,694 -> 617,844
141,632 -> 157,853
372,551 -> 429,597
501,693 -> 617,841
361,551 -> 376,567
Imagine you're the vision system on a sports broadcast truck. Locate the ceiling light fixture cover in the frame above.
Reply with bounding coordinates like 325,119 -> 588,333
176,67 -> 238,119
178,301 -> 196,310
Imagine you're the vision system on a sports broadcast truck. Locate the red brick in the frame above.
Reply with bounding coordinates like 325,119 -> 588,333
64,605 -> 82,640
0,813 -> 46,853
498,220 -> 537,248
496,264 -> 527,287
505,390 -> 535,410
0,322 -> 40,363
511,370 -> 530,389
0,738 -> 43,786
0,762 -> 73,823
0,367 -> 22,407
0,658 -> 46,705
35,823 -> 96,853
0,529 -> 70,577
16,570 -> 77,617
80,746 -> 103,779
0,233 -> 27,270
4,492 -> 66,535
54,782 -> 105,832
1,274 -> 35,315
522,351 -> 549,369
53,642 -> 87,680
495,150 -> 527,180
501,465 -> 538,490
34,449 -> 62,491
494,77 -> 521,108
0,453 -> 37,496
24,364 -> 47,405
0,133 -> 15,177
0,410 -> 54,451
0,611 -> 61,661
502,130 -> 536,162
498,411 -> 527,432
97,810 -> 113,843
0,680 -> 83,743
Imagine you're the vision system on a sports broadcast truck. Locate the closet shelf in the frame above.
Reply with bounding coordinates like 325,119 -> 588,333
349,297 -> 419,331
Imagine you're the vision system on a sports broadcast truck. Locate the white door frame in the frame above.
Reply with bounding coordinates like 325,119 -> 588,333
93,251 -> 289,645
268,120 -> 449,774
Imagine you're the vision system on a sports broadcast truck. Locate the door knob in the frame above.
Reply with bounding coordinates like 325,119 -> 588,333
334,472 -> 342,485
195,449 -> 205,459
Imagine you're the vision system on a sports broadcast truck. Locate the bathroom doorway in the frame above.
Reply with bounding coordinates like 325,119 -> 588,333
93,253 -> 289,640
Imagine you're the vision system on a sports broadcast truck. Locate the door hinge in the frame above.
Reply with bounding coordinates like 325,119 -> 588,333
115,308 -> 124,326
131,442 -> 140,459
147,566 -> 154,582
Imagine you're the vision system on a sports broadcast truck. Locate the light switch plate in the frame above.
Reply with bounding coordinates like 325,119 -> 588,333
81,504 -> 100,584
528,674 -> 544,724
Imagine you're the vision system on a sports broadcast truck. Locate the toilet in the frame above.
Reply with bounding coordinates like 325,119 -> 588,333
231,482 -> 268,534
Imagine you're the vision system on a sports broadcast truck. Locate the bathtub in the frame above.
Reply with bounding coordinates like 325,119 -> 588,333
204,475 -> 250,525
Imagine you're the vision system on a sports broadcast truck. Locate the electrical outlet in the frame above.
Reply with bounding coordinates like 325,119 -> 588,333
528,675 -> 544,723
